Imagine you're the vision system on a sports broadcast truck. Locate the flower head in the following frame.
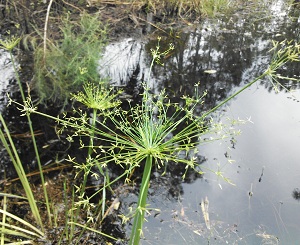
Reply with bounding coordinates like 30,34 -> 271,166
72,82 -> 122,111
0,33 -> 21,51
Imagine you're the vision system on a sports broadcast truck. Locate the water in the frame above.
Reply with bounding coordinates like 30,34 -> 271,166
169,86 -> 300,244
0,49 -> 14,111
99,1 -> 300,244
193,85 -> 300,244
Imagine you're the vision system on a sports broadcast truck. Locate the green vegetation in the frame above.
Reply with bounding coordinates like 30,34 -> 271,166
0,117 -> 45,242
86,0 -> 238,18
0,33 -> 51,230
33,12 -> 107,105
198,0 -> 233,17
10,37 -> 241,244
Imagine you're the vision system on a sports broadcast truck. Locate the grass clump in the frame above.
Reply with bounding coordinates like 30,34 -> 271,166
33,12 -> 107,105
141,0 -> 234,17
0,32 -> 47,243
198,0 -> 233,17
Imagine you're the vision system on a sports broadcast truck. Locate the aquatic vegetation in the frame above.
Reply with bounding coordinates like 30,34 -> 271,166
0,33 -> 21,52
0,206 -> 44,243
0,116 -> 45,240
87,0 -> 239,18
201,40 -> 300,118
0,33 -> 116,244
0,33 -> 47,242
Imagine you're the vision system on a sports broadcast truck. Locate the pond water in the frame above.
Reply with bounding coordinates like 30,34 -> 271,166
98,1 -> 300,244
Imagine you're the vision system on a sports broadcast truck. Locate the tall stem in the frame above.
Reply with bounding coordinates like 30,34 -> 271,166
9,52 -> 50,228
129,155 -> 153,245
0,114 -> 43,231
73,108 -> 102,243
201,73 -> 267,119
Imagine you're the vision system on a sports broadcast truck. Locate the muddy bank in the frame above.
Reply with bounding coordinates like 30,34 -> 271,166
0,0 -> 204,43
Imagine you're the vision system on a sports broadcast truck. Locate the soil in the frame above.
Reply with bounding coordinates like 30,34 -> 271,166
0,1 -> 200,45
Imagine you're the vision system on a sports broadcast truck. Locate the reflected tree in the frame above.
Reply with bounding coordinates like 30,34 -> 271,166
292,188 -> 300,201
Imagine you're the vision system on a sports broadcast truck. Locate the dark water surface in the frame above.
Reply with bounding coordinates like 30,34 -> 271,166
99,1 -> 300,244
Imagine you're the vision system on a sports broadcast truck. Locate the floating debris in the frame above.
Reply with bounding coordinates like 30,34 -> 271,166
204,69 -> 217,74
201,196 -> 210,230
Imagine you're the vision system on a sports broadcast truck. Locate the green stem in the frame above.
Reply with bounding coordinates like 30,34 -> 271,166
201,72 -> 267,119
129,155 -> 153,245
80,108 -> 98,198
0,115 -> 43,231
9,52 -> 50,228
1,188 -> 7,245
74,108 -> 102,244
88,108 -> 97,157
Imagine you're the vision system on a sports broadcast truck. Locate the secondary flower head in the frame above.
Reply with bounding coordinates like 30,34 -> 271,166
0,33 -> 21,51
72,82 -> 122,111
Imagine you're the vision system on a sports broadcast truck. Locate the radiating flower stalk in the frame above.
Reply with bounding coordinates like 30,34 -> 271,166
71,81 -> 122,193
265,39 -> 300,92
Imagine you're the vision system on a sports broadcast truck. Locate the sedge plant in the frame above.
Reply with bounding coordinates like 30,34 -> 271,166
47,39 -> 243,243
68,38 -> 300,244
91,38 -> 242,244
66,82 -> 122,243
8,38 -> 300,244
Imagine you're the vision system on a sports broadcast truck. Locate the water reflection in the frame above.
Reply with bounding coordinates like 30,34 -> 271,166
0,49 -> 14,111
100,4 -> 300,112
292,188 -> 300,201
98,2 -> 300,244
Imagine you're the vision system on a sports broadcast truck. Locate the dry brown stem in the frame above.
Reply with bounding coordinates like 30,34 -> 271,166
43,0 -> 54,63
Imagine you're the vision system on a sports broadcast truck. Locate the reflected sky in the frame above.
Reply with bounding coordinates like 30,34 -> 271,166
187,86 -> 300,244
0,49 -> 14,111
